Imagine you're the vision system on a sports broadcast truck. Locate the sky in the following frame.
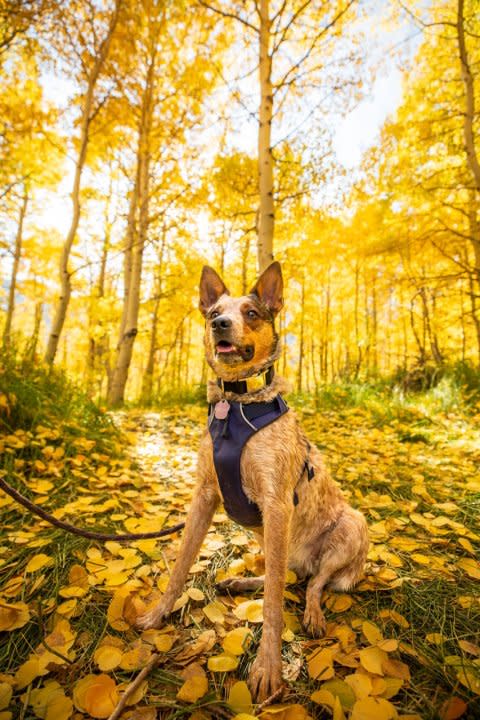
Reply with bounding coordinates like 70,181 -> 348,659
333,67 -> 403,168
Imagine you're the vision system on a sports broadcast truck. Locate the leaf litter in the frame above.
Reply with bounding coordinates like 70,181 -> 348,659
0,401 -> 479,718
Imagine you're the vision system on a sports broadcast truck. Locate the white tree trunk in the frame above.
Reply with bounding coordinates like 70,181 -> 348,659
457,0 -> 480,194
3,191 -> 28,347
108,54 -> 155,406
257,0 -> 274,272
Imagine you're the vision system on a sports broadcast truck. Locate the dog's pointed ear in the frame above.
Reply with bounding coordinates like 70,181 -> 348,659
199,266 -> 230,316
250,261 -> 284,316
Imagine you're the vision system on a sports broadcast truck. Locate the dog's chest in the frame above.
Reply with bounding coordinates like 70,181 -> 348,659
208,397 -> 289,527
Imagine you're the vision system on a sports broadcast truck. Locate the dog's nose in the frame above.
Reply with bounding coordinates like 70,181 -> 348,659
211,315 -> 232,331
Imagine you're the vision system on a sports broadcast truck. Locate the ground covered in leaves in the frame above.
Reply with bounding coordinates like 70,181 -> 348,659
0,365 -> 479,720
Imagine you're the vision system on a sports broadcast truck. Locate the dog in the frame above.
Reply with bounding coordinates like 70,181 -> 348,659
137,261 -> 369,702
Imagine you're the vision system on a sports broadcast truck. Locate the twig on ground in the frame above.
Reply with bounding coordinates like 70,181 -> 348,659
256,684 -> 285,711
107,653 -> 162,720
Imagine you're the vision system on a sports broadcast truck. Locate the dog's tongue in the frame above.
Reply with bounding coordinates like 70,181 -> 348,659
217,343 -> 235,353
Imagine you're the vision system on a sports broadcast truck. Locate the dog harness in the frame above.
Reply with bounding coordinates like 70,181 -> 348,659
208,395 -> 289,527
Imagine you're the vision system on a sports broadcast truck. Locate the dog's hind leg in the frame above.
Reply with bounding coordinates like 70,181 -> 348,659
303,508 -> 368,637
217,575 -> 265,593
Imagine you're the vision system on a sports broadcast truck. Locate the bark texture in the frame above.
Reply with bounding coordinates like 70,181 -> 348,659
257,0 -> 274,272
108,46 -> 156,406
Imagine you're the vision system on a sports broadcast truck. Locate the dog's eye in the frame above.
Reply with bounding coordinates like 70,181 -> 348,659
211,310 -> 220,319
247,309 -> 258,319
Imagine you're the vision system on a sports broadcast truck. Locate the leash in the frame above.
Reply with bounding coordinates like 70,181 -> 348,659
0,476 -> 185,542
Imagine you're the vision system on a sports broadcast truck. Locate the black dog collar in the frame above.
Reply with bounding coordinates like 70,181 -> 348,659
217,366 -> 275,395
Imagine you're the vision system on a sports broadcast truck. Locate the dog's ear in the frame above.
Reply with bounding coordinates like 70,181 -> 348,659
199,266 -> 230,316
250,261 -> 283,316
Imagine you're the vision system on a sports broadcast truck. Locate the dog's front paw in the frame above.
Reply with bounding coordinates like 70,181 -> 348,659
135,603 -> 170,631
248,652 -> 284,703
302,601 -> 326,638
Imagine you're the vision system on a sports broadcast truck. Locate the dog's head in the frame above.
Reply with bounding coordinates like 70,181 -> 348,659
199,262 -> 284,380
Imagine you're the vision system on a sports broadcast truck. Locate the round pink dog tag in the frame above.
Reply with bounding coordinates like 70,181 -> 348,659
214,400 -> 230,419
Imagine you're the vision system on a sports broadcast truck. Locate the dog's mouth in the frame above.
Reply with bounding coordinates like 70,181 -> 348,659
215,341 -> 254,361
216,340 -> 237,354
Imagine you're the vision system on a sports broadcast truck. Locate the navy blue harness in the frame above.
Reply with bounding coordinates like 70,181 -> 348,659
208,396 -> 289,527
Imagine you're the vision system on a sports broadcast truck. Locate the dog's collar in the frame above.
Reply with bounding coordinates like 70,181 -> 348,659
217,366 -> 275,395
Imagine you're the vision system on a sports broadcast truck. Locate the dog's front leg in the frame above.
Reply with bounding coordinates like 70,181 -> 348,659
248,496 -> 292,702
137,481 -> 219,629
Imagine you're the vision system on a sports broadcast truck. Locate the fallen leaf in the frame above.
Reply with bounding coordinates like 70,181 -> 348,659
222,627 -> 253,656
350,696 -> 398,720
176,664 -> 208,703
207,654 -> 239,672
227,681 -> 253,715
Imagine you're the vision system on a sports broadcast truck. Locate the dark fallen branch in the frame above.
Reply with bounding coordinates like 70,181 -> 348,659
0,477 -> 185,542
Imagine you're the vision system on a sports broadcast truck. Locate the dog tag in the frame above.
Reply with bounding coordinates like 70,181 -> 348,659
214,400 -> 230,419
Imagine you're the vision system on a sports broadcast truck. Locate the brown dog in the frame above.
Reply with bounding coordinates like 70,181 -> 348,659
137,261 -> 368,702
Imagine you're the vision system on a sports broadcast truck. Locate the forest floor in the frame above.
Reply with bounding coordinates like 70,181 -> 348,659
0,377 -> 480,720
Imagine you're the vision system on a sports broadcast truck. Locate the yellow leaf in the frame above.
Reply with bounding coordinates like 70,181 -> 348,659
426,633 -> 446,645
307,647 -> 335,680
370,677 -> 387,695
333,695 -> 346,720
457,558 -> 480,580
154,634 -> 175,653
380,677 -> 403,700
15,658 -> 42,689
320,679 -> 356,710
260,704 -> 310,719
233,599 -> 264,622
25,554 -> 53,573
362,621 -> 383,645
93,645 -> 123,672
73,674 -> 119,719
119,645 -> 152,671
359,646 -> 386,675
245,601 -> 264,622
207,654 -> 239,672
30,681 -> 73,720
56,600 -> 78,618
0,684 -> 12,711
202,601 -> 225,624
311,689 -> 336,708
345,673 -> 373,700
456,668 -> 480,694
377,639 -> 398,653
378,610 -> 409,628
457,538 -> 475,555
0,601 -> 30,631
172,592 -> 189,612
228,681 -> 253,714
58,586 -> 88,599
325,594 -> 353,613
187,587 -> 205,601
222,627 -> 253,656
177,665 -> 208,703
107,590 -> 131,631
350,697 -> 398,720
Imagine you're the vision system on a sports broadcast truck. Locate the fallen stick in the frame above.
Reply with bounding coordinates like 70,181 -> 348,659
107,653 -> 161,720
